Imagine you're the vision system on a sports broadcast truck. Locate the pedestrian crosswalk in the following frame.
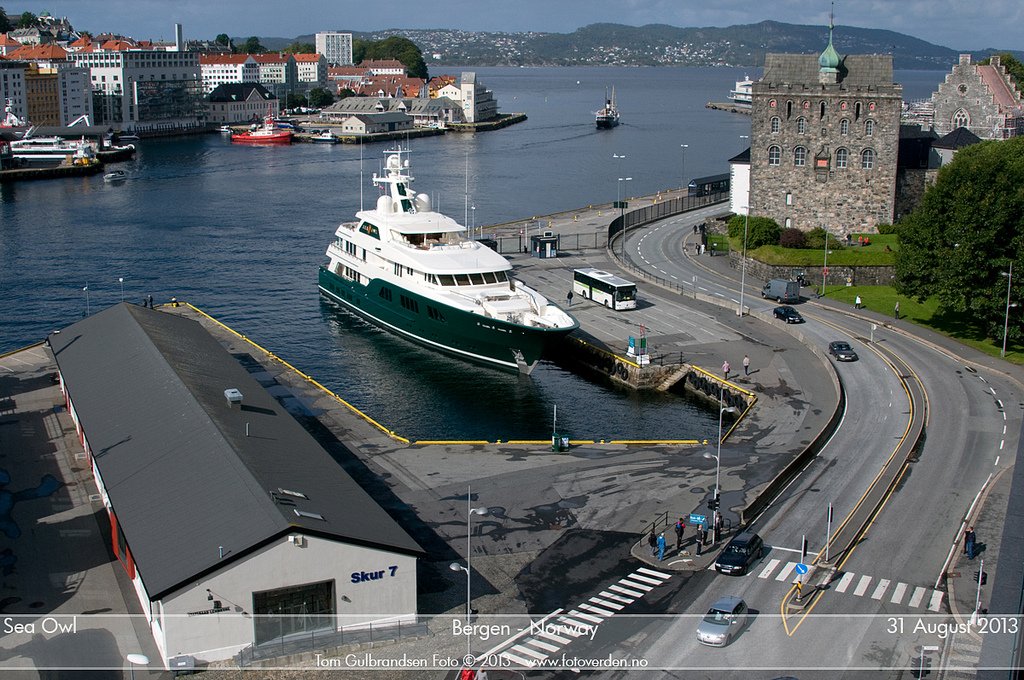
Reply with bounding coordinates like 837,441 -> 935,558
940,629 -> 982,680
753,559 -> 945,612
493,566 -> 673,668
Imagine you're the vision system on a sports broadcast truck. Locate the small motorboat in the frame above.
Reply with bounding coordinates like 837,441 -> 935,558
103,170 -> 127,183
218,125 -> 233,134
310,130 -> 338,144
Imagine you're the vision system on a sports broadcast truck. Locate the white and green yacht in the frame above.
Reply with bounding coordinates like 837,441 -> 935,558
318,149 -> 578,373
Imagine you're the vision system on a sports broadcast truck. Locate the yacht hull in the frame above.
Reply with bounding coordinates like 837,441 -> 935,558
318,266 -> 573,372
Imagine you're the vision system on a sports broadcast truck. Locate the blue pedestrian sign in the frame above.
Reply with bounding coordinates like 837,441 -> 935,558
795,563 -> 809,575
689,513 -> 707,526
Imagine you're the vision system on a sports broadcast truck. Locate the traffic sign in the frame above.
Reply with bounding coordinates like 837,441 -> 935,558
689,513 -> 707,526
795,563 -> 809,575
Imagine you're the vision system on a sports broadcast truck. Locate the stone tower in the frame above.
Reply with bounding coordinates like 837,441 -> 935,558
748,21 -> 903,233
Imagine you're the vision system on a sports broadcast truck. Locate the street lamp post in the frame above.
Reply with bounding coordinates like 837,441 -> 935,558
821,231 -> 832,298
618,177 -> 633,258
680,144 -> 688,192
704,384 -> 736,543
83,284 -> 90,316
1002,262 -> 1016,358
737,206 -> 750,317
118,277 -> 124,302
450,485 -> 487,642
126,653 -> 149,680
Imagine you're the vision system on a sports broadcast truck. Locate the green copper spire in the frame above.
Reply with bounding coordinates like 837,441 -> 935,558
819,6 -> 841,72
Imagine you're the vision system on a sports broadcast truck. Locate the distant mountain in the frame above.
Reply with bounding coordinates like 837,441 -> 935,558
251,21 -> 1023,71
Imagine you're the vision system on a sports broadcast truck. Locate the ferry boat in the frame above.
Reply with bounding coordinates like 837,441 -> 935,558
318,149 -> 579,373
231,112 -> 292,145
595,87 -> 620,129
728,76 -> 753,107
9,131 -> 99,164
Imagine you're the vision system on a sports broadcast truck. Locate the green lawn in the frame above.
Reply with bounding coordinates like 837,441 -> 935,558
822,284 -> 1022,364
731,233 -> 899,266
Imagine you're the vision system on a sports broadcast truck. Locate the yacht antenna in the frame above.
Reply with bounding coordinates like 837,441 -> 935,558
464,150 -> 469,230
358,136 -> 363,211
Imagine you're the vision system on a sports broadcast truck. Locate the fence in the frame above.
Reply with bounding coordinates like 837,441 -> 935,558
608,191 -> 729,245
236,618 -> 429,666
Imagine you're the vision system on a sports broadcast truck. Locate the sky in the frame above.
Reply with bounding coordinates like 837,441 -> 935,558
19,0 -> 1023,52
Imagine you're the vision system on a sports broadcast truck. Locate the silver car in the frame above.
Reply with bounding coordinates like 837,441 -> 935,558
696,596 -> 749,647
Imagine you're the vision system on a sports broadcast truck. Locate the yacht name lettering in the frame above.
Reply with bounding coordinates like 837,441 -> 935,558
3,616 -> 78,635
530,619 -> 599,640
351,565 -> 399,583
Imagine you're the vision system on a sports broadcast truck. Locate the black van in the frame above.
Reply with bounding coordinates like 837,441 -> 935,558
714,531 -> 765,575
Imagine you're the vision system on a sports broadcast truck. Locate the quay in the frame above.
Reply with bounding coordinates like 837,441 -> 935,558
705,101 -> 751,115
0,189 -> 838,672
0,161 -> 103,182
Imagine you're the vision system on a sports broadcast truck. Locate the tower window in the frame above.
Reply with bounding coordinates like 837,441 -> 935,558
861,148 -> 875,170
840,119 -> 850,135
794,146 -> 807,167
952,109 -> 969,129
836,148 -> 849,168
865,119 -> 875,136
797,117 -> 807,134
768,145 -> 781,166
770,116 -> 781,134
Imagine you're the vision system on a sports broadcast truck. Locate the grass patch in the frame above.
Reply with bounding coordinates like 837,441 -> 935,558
728,233 -> 898,266
820,285 -> 1023,364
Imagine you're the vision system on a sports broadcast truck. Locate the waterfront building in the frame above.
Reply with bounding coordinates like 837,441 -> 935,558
199,54 -> 259,95
251,52 -> 297,102
728,147 -> 750,217
321,95 -> 463,128
748,21 -> 902,233
457,71 -> 498,123
205,83 -> 277,124
931,54 -> 1023,140
336,111 -> 415,134
0,60 -> 27,121
7,43 -> 92,126
48,303 -> 421,669
71,45 -> 204,133
315,31 -> 353,67
294,52 -> 328,91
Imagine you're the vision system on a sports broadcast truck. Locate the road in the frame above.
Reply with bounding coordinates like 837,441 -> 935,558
482,210 -> 1022,677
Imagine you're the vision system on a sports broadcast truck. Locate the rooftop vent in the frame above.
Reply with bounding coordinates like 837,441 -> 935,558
294,509 -> 325,521
224,388 -> 243,407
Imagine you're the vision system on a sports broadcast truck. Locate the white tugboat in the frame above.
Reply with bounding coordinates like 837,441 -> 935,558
318,149 -> 578,373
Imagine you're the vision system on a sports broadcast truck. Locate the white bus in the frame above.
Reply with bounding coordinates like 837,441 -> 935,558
572,268 -> 637,310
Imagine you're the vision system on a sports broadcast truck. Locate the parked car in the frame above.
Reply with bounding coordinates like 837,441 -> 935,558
696,595 -> 749,647
828,341 -> 859,361
773,306 -> 804,323
761,278 -> 800,303
714,531 -> 765,575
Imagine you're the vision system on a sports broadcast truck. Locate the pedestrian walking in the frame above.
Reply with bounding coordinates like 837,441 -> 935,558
147,294 -> 154,309
855,295 -> 862,309
657,533 -> 666,561
695,527 -> 703,556
722,360 -> 730,381
648,531 -> 657,556
693,224 -> 698,235
742,355 -> 750,377
566,290 -> 573,307
894,300 -> 900,319
674,517 -> 685,551
715,513 -> 723,541
965,527 -> 977,560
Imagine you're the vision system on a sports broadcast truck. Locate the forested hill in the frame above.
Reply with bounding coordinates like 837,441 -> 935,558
261,21 -> 1022,70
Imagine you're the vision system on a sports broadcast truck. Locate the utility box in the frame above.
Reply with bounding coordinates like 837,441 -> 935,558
551,434 -> 570,452
224,388 -> 243,407
531,233 -> 559,259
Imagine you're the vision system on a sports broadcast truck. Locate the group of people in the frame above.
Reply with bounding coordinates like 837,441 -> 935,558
721,355 -> 751,381
648,515 -> 723,561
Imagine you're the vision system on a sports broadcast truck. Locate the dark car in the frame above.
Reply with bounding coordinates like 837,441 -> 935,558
828,340 -> 859,361
773,306 -> 804,324
714,531 -> 765,575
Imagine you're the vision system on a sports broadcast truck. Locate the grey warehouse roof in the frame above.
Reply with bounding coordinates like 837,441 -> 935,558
49,304 -> 421,600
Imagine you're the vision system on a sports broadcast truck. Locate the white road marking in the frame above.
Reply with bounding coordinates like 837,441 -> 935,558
579,602 -> 615,617
568,610 -> 604,624
928,590 -> 944,612
535,628 -> 570,644
637,567 -> 671,579
600,591 -> 634,605
995,456 -> 1000,466
775,562 -> 797,581
871,579 -> 891,600
759,558 -> 781,579
628,573 -> 666,586
557,616 -> 593,633
854,575 -> 873,597
590,596 -> 624,611
525,638 -> 561,653
835,572 -> 855,593
511,644 -> 548,661
500,651 -> 536,666
610,583 -> 644,598
890,582 -> 908,604
909,587 -> 926,608
618,578 -> 652,592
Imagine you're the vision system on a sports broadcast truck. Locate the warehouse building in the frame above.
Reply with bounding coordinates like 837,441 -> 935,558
49,303 -> 421,668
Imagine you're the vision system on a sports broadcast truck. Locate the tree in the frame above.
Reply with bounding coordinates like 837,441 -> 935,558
17,11 -> 37,28
215,33 -> 232,49
337,88 -> 355,100
980,53 -> 1024,91
726,214 -> 780,249
355,36 -> 428,79
284,41 -> 315,54
779,227 -> 807,249
895,137 -> 1024,345
307,87 -> 335,108
242,36 -> 265,54
0,8 -> 11,33
285,93 -> 308,109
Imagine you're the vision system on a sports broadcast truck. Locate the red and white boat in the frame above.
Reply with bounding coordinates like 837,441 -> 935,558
231,110 -> 292,145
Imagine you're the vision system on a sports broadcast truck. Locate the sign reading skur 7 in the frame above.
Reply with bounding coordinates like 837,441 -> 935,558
351,565 -> 399,584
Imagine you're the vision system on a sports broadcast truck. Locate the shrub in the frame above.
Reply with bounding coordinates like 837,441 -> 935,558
779,227 -> 807,249
876,223 -> 901,235
747,216 -> 782,249
805,227 -> 844,251
727,214 -> 746,239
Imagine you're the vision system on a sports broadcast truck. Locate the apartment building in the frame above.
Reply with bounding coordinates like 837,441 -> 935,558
314,31 -> 353,66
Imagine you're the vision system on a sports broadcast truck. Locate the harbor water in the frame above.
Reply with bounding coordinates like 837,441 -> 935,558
0,66 -> 946,440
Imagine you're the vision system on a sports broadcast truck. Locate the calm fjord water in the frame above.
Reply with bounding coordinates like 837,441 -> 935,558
0,67 -> 945,439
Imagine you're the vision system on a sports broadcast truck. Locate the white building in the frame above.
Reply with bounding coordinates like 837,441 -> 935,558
206,83 -> 277,123
294,53 -> 328,91
315,32 -> 353,67
71,45 -> 203,132
48,304 -> 421,669
458,72 -> 498,123
199,54 -> 259,95
251,53 -> 297,101
729,147 -> 751,216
